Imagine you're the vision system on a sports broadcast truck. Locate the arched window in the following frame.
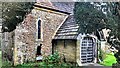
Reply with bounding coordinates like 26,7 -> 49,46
36,18 -> 42,40
38,19 -> 41,39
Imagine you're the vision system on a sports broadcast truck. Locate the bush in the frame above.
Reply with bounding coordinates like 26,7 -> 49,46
42,51 -> 72,67
43,51 -> 61,65
12,52 -> 73,67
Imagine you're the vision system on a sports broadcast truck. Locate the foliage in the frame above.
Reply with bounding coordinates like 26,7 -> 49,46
74,2 -> 120,53
14,52 -> 74,67
0,48 -> 65,67
100,53 -> 117,66
98,47 -> 117,66
2,60 -> 13,67
74,2 -> 120,38
112,63 -> 120,68
2,2 -> 35,32
106,2 -> 120,51
105,2 -> 120,39
74,2 -> 107,34
114,50 -> 120,64
43,51 -> 61,65
98,49 -> 106,62
16,62 -> 72,68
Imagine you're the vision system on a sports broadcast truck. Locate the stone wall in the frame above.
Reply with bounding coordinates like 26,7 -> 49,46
2,31 -> 14,64
76,36 -> 81,66
32,8 -> 68,55
13,7 -> 68,65
14,14 -> 36,64
53,40 -> 77,62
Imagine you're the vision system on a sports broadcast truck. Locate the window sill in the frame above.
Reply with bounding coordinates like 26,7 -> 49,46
36,39 -> 43,42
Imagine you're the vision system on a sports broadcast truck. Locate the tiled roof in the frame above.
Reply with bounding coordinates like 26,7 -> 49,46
34,2 -> 71,14
35,1 -> 74,14
52,2 -> 74,14
35,2 -> 56,10
54,15 -> 79,39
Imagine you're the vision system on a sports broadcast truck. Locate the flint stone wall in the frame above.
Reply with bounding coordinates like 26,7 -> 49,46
14,7 -> 68,65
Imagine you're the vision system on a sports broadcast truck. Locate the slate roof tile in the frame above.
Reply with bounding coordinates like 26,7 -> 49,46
54,15 -> 79,39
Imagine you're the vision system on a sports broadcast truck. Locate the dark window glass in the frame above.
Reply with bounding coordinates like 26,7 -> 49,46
38,20 -> 41,39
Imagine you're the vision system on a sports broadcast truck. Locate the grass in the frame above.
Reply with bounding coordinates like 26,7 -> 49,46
15,62 -> 73,67
2,61 -> 76,67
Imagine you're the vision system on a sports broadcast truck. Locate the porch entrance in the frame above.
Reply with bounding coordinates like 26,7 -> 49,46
81,37 -> 95,64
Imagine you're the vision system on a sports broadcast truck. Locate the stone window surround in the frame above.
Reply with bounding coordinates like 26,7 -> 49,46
36,17 -> 43,41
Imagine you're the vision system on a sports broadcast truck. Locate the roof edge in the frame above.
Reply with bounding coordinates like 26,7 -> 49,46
34,4 -> 71,15
52,15 -> 69,39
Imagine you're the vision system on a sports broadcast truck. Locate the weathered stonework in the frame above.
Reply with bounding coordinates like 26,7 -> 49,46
53,40 -> 77,62
2,31 -> 14,64
76,38 -> 81,65
13,6 -> 68,65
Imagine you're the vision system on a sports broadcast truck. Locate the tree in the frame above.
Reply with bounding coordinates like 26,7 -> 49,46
106,2 -> 120,49
74,2 -> 120,49
2,2 -> 35,32
74,2 -> 107,34
109,2 -> 120,40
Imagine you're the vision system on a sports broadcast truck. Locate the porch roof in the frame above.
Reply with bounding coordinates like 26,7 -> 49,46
54,15 -> 79,40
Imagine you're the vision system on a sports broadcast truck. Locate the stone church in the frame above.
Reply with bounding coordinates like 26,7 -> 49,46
2,2 -> 75,65
2,2 -> 110,66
